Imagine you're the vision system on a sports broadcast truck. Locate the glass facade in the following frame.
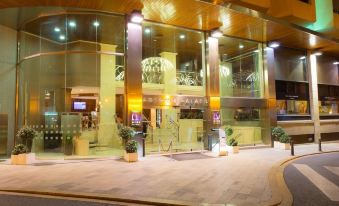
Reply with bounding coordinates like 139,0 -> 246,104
18,13 -> 126,157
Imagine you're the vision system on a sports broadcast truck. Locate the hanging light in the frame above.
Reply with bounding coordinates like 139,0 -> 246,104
130,10 -> 144,24
210,28 -> 223,38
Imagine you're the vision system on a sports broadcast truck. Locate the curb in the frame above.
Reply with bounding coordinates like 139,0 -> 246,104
0,188 -> 197,206
264,150 -> 339,206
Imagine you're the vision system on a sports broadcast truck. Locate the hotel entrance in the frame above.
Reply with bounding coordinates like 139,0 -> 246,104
142,95 -> 207,154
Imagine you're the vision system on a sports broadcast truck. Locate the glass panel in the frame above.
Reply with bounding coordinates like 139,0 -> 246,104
219,36 -> 264,98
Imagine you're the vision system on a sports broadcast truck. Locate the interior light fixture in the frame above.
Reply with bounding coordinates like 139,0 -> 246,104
299,56 -> 306,60
68,21 -> 76,27
54,27 -> 60,32
313,51 -> 322,56
144,28 -> 151,34
179,34 -> 185,39
130,10 -> 144,24
253,49 -> 259,53
93,21 -> 100,27
333,62 -> 339,65
239,44 -> 244,49
210,28 -> 223,38
268,42 -> 280,48
59,35 -> 66,40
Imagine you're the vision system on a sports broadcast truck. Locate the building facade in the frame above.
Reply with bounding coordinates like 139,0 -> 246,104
0,0 -> 338,157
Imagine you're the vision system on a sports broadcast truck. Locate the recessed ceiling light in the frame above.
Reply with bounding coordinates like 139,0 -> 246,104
211,29 -> 223,38
130,10 -> 144,24
333,62 -> 339,65
59,35 -> 65,40
179,34 -> 185,39
239,44 -> 244,49
253,49 -> 259,53
299,56 -> 306,60
268,42 -> 280,48
93,21 -> 100,27
68,21 -> 76,27
313,52 -> 322,56
144,28 -> 151,33
54,27 -> 60,32
198,41 -> 202,44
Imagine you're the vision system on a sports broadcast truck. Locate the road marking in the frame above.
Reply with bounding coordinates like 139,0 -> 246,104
324,166 -> 339,177
293,164 -> 339,201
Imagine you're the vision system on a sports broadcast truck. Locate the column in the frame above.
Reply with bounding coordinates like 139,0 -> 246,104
307,51 -> 321,142
98,44 -> 117,146
125,22 -> 143,128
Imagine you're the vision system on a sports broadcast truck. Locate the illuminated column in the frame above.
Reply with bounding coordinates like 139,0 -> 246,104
98,44 -> 117,146
308,51 -> 321,142
207,37 -> 220,118
160,52 -> 178,128
125,22 -> 143,128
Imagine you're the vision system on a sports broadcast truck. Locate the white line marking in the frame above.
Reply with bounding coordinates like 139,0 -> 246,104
325,166 -> 339,177
293,164 -> 339,201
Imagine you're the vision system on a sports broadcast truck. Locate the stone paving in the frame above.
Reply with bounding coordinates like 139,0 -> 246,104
0,143 -> 338,205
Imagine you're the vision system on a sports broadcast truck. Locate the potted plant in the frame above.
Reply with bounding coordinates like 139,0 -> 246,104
11,144 -> 27,165
279,133 -> 291,150
64,135 -> 73,156
16,126 -> 36,153
219,126 -> 234,156
272,127 -> 289,149
119,126 -> 135,146
226,137 -> 239,154
124,140 -> 138,162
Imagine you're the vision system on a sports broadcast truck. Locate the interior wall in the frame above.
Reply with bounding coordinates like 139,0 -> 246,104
0,24 -> 17,155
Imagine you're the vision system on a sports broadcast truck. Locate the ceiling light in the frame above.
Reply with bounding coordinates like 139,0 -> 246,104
93,21 -> 100,27
313,52 -> 322,56
179,34 -> 185,39
268,42 -> 280,48
54,27 -> 60,32
299,56 -> 306,60
253,49 -> 259,53
333,62 -> 339,65
130,10 -> 144,24
210,29 -> 223,38
239,44 -> 244,49
68,21 -> 76,27
144,28 -> 151,33
59,35 -> 65,40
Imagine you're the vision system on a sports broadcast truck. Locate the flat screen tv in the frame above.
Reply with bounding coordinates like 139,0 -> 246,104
73,101 -> 86,110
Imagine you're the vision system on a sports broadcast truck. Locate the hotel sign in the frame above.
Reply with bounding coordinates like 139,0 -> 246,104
142,95 -> 208,108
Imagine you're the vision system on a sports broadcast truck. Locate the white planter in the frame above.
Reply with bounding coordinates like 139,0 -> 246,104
227,146 -> 239,154
274,141 -> 290,150
124,151 -> 138,162
11,153 -> 35,165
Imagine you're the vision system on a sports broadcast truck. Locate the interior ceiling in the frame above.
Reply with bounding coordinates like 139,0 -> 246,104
0,0 -> 338,57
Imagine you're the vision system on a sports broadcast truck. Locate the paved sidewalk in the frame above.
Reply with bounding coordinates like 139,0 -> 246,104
0,143 -> 338,205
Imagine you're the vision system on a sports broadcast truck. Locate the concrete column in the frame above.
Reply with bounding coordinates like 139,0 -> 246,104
307,51 -> 321,142
98,44 -> 117,146
125,22 -> 143,128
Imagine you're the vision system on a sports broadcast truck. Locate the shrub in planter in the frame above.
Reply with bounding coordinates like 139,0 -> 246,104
226,137 -> 239,154
11,144 -> 27,165
279,133 -> 290,143
16,127 -> 36,153
272,127 -> 285,141
119,126 -> 135,145
225,126 -> 233,137
64,135 -> 73,156
124,140 -> 138,162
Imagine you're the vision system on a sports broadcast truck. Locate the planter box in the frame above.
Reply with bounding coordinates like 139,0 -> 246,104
219,150 -> 228,156
227,146 -> 240,154
274,141 -> 290,150
124,151 -> 138,162
11,153 -> 35,165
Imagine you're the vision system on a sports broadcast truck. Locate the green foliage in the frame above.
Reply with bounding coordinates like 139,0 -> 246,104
11,144 -> 27,155
226,137 -> 238,146
272,127 -> 285,141
279,133 -> 290,143
16,127 -> 36,141
119,126 -> 135,141
125,140 -> 138,153
65,135 -> 73,144
224,126 -> 233,137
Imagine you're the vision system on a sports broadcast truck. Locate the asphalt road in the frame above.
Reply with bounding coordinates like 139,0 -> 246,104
284,152 -> 339,206
0,192 -> 134,206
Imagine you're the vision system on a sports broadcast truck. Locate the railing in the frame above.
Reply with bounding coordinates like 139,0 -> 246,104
176,71 -> 203,86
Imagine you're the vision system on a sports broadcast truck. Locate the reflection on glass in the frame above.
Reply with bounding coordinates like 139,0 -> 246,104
219,36 -> 263,97
319,101 -> 339,115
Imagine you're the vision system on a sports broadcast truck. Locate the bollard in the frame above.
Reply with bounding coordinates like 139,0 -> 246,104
319,138 -> 322,152
291,140 -> 294,156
